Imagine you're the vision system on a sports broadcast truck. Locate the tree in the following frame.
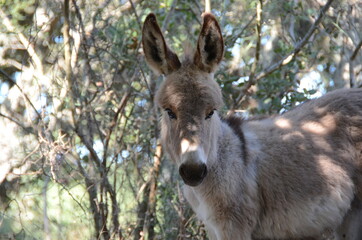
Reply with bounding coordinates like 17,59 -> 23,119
0,0 -> 361,239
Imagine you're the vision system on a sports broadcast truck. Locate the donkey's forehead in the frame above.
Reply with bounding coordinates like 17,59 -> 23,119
156,69 -> 223,110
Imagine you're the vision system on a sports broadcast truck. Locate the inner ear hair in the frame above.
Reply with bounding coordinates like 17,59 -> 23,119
194,13 -> 224,73
142,13 -> 181,75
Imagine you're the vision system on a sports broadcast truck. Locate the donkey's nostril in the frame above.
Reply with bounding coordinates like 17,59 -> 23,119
179,163 -> 207,187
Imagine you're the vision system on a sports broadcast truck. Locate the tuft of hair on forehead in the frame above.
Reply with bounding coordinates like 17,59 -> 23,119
182,41 -> 195,64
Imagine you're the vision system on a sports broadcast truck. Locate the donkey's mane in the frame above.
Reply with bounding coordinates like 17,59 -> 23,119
181,41 -> 194,65
223,115 -> 248,163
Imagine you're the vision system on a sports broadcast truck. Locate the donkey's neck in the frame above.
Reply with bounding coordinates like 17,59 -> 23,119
196,115 -> 253,193
185,114 -> 259,225
222,115 -> 249,163
209,115 -> 248,168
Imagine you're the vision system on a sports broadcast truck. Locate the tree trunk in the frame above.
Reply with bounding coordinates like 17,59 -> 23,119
43,176 -> 51,240
134,184 -> 150,240
143,142 -> 163,240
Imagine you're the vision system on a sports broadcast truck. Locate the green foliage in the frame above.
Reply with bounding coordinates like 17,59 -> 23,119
0,0 -> 36,27
1,0 -> 361,239
1,176 -> 93,239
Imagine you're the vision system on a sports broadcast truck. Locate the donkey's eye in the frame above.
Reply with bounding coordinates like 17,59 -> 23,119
205,110 -> 215,120
165,108 -> 177,119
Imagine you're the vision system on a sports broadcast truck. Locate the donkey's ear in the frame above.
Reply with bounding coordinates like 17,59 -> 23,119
142,13 -> 181,75
194,13 -> 224,73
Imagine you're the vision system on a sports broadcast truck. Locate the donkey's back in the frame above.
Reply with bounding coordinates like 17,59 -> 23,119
244,88 -> 362,239
286,88 -> 362,138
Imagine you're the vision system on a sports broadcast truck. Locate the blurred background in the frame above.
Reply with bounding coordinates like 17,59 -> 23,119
0,0 -> 361,239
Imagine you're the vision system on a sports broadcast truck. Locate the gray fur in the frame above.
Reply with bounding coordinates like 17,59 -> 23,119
142,13 -> 362,240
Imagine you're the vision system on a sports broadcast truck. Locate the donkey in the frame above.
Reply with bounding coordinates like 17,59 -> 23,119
142,13 -> 362,240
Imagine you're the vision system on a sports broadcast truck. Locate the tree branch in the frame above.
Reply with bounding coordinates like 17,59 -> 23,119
0,69 -> 41,120
226,14 -> 256,48
103,91 -> 131,165
233,0 -> 334,105
0,9 -> 44,74
0,112 -> 35,135
75,124 -> 122,238
71,0 -> 98,83
129,0 -> 142,30
255,0 -> 334,81
234,0 -> 263,108
350,38 -> 362,61
142,141 -> 163,240
75,155 -> 103,239
349,38 -> 362,88
0,58 -> 29,72
162,0 -> 179,32
119,0 -> 143,13
205,0 -> 211,12
63,0 -> 74,98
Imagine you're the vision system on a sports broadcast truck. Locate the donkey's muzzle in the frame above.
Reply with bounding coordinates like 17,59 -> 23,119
179,162 -> 207,187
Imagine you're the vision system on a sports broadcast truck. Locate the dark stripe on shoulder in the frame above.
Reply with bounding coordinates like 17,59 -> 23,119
223,115 -> 248,164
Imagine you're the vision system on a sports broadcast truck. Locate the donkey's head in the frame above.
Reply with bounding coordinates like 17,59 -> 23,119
142,13 -> 224,186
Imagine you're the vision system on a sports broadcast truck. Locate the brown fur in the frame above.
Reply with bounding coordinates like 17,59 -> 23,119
142,12 -> 362,240
142,13 -> 181,75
